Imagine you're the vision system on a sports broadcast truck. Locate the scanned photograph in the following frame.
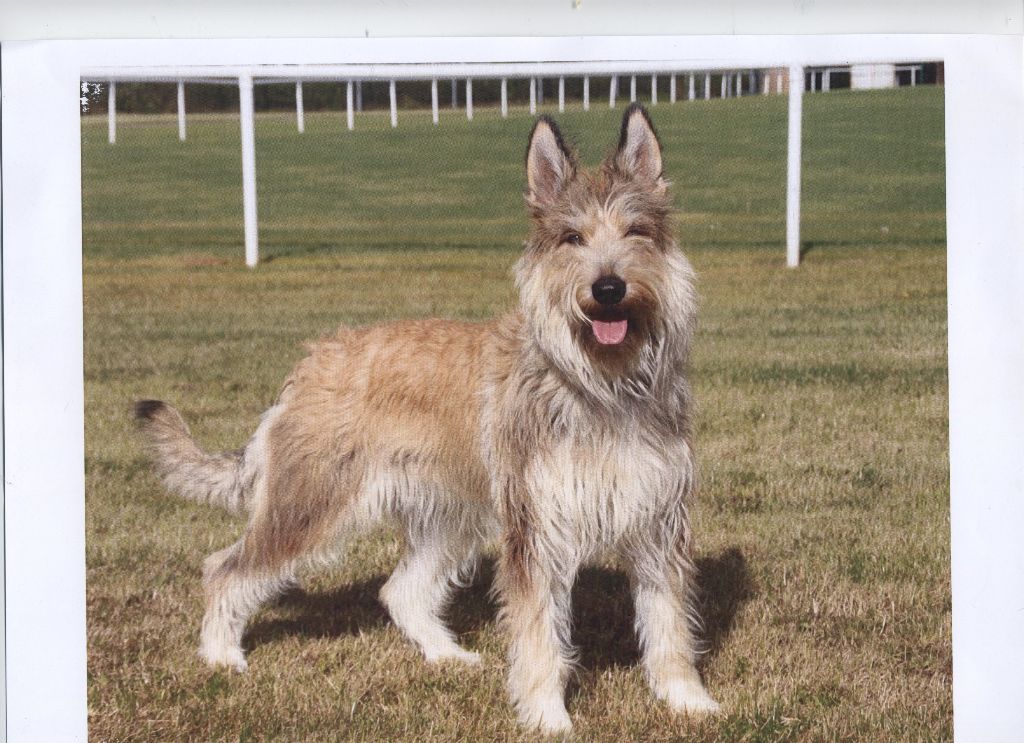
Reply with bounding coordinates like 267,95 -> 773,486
81,55 -> 949,740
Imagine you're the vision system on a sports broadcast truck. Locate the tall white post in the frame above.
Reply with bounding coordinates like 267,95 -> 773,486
810,70 -> 816,92
650,74 -> 657,105
704,73 -> 710,99
720,74 -> 727,98
389,80 -> 397,128
107,80 -> 116,144
176,80 -> 186,141
630,75 -> 637,103
583,76 -> 589,110
558,76 -> 565,112
911,67 -> 918,86
609,75 -> 617,107
530,77 -> 537,114
295,80 -> 305,133
451,78 -> 457,108
238,73 -> 258,268
466,79 -> 473,121
689,73 -> 695,101
786,65 -> 803,269
763,74 -> 770,95
355,81 -> 363,112
500,78 -> 508,118
777,71 -> 783,94
823,69 -> 831,92
346,80 -> 354,130
669,74 -> 676,104
737,72 -> 743,97
431,79 -> 439,124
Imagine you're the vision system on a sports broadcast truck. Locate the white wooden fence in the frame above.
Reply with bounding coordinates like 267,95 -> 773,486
82,60 -> 919,269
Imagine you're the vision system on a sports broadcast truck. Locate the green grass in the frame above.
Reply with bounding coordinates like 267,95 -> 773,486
83,87 -> 949,741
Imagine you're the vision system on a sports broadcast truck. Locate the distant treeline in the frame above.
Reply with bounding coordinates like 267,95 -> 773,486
82,77 -> 621,115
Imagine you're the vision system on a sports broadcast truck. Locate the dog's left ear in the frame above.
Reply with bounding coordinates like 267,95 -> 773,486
615,104 -> 665,190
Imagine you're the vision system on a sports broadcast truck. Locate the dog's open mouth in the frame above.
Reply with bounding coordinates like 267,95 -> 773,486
590,316 -> 629,345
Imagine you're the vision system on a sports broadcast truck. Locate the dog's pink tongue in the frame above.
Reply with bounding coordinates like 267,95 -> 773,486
592,319 -> 628,345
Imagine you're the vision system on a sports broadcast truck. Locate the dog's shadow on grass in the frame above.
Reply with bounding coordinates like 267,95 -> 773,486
570,547 -> 754,673
247,546 -> 753,672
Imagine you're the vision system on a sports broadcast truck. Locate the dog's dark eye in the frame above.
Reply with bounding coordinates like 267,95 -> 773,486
625,226 -> 652,239
562,232 -> 584,246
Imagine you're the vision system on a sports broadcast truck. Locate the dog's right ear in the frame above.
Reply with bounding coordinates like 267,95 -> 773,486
526,116 -> 576,207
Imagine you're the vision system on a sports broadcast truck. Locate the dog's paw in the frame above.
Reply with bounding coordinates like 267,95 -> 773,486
424,646 -> 482,666
518,697 -> 573,736
198,643 -> 248,673
659,678 -> 720,716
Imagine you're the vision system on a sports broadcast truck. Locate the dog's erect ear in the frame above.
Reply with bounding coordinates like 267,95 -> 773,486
526,116 -> 576,207
614,104 -> 664,187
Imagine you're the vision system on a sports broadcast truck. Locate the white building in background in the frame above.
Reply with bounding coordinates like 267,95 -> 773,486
850,63 -> 896,89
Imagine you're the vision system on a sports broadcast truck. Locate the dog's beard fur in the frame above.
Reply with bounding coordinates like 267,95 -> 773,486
135,104 -> 718,735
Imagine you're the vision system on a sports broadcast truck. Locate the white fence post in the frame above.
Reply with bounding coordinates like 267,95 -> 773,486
530,77 -> 537,114
346,80 -> 354,130
762,73 -> 770,95
689,73 -> 695,101
737,72 -> 743,96
466,79 -> 473,120
500,78 -> 508,118
238,73 -> 258,268
651,74 -> 657,105
823,69 -> 831,92
704,73 -> 710,99
583,76 -> 589,110
389,80 -> 398,128
810,70 -> 816,92
295,80 -> 305,133
630,75 -> 637,103
609,75 -> 617,107
558,76 -> 565,112
431,79 -> 439,124
720,73 -> 726,98
786,64 -> 803,268
107,80 -> 116,144
669,74 -> 676,104
176,80 -> 186,141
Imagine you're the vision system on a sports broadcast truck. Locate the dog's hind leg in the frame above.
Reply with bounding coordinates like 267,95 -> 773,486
198,541 -> 295,672
379,509 -> 484,664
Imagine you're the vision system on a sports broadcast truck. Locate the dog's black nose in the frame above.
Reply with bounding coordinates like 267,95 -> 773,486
592,276 -> 627,306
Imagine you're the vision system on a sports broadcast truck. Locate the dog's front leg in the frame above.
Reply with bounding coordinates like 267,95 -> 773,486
496,518 -> 578,735
625,526 -> 720,717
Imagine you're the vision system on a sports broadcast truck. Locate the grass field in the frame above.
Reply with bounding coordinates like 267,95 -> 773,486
82,87 -> 949,741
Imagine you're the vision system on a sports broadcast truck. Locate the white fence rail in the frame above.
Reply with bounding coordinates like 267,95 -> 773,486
83,59 -> 933,269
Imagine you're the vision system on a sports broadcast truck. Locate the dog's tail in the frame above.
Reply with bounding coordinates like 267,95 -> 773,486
134,400 -> 252,516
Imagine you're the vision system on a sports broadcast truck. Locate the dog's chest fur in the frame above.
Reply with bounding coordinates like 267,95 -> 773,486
480,314 -> 694,554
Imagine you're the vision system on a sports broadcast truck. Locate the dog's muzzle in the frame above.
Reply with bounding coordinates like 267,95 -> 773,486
589,275 -> 629,345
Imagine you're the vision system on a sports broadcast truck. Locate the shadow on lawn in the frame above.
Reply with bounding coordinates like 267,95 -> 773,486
247,546 -> 753,674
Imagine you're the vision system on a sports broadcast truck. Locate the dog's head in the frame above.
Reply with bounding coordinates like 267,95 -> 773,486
515,104 -> 697,401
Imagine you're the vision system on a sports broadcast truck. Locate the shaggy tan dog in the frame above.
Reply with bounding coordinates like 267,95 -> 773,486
137,103 -> 718,734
